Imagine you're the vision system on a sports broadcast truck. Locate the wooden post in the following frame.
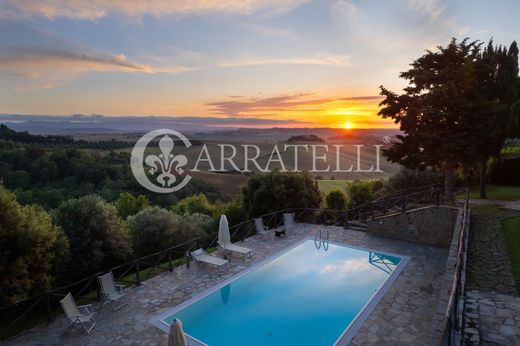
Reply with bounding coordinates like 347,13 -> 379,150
168,251 -> 173,272
185,251 -> 190,269
135,261 -> 141,285
46,294 -> 53,321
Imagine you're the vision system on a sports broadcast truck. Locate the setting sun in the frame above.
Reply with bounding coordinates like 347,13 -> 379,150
344,122 -> 353,129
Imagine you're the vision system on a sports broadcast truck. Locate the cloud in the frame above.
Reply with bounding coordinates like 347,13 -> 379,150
0,47 -> 153,77
407,0 -> 446,24
406,0 -> 468,35
0,21 -> 196,89
206,93 -> 380,117
333,0 -> 359,21
240,23 -> 299,39
219,53 -> 351,68
0,0 -> 309,20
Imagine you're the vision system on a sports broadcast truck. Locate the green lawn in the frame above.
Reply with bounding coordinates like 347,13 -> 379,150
469,185 -> 520,201
318,180 -> 349,194
503,217 -> 520,293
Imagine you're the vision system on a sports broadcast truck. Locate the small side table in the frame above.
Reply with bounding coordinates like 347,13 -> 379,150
274,229 -> 286,237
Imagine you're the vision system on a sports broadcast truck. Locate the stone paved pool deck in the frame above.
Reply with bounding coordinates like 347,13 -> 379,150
6,224 -> 448,346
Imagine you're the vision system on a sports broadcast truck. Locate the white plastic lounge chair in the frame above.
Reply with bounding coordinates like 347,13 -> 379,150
218,241 -> 253,259
283,212 -> 296,234
217,214 -> 252,258
60,292 -> 96,334
191,249 -> 229,269
98,271 -> 128,311
254,218 -> 272,240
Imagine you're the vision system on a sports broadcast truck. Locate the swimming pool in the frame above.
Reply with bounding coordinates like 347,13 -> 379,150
151,239 -> 408,345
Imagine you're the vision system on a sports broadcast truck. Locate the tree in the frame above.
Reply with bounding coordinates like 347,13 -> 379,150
345,180 -> 383,209
212,197 -> 246,228
242,171 -> 322,218
326,189 -> 347,210
128,207 -> 180,257
379,38 -> 483,201
380,38 -> 520,200
54,195 -> 130,279
471,41 -> 520,198
383,167 -> 443,193
0,184 -> 69,304
115,192 -> 150,219
171,193 -> 214,216
128,207 -> 211,256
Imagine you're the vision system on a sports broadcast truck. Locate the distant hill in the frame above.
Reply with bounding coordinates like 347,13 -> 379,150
0,124 -> 202,149
287,134 -> 325,143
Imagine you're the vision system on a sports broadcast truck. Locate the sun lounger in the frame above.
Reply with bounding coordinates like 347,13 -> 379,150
218,241 -> 252,259
191,249 -> 229,269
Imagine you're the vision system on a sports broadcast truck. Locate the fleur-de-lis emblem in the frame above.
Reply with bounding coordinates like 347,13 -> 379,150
144,135 -> 188,187
131,129 -> 192,193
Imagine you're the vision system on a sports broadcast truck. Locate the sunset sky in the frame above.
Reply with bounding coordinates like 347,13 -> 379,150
0,0 -> 519,128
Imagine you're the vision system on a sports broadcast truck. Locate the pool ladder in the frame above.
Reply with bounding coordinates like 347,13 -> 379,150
314,228 -> 329,251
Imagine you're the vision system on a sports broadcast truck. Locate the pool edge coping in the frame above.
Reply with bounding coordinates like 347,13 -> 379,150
149,235 -> 411,346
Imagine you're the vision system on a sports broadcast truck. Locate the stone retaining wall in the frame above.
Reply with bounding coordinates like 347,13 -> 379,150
366,206 -> 459,248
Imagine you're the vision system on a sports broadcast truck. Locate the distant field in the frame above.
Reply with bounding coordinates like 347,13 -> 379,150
318,180 -> 350,194
136,141 -> 399,178
115,140 -> 398,199
74,133 -> 400,199
189,171 -> 248,199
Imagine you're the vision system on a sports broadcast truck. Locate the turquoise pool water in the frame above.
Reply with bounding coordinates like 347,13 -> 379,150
160,240 -> 402,345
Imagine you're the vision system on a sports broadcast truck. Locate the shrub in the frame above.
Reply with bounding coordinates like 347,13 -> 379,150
128,207 -> 211,256
383,167 -> 443,193
345,180 -> 384,209
212,197 -> 246,227
326,189 -> 347,210
0,184 -> 69,304
488,157 -> 520,185
115,192 -> 150,219
242,170 -> 321,218
171,193 -> 214,216
128,207 -> 179,257
54,195 -> 130,279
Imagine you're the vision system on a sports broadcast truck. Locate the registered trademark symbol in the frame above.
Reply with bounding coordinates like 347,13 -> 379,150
382,136 -> 391,144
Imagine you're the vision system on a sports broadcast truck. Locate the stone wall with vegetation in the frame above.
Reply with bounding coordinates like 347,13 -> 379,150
366,206 -> 459,248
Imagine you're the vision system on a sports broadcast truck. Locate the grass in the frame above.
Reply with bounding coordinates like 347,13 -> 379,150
318,180 -> 350,194
469,204 -> 502,214
503,217 -> 520,293
468,184 -> 520,201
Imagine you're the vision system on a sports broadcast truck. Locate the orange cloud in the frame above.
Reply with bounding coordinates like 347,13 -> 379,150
219,53 -> 351,68
0,0 -> 309,20
206,93 -> 396,128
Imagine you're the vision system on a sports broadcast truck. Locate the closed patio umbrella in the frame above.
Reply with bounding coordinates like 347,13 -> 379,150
168,319 -> 187,346
218,214 -> 231,246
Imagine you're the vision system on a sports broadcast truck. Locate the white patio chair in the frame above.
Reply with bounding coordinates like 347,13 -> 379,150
254,218 -> 272,240
98,271 -> 128,311
283,212 -> 296,234
60,292 -> 96,334
191,248 -> 229,270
